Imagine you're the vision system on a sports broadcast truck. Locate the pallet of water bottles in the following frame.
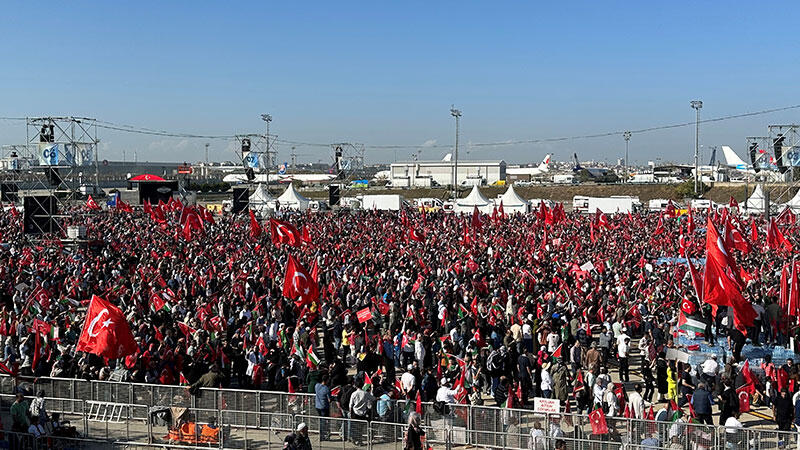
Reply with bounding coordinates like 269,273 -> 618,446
676,335 -> 799,377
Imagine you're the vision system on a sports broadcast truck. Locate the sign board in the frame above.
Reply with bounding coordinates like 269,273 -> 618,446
177,165 -> 193,175
665,348 -> 689,363
532,397 -> 561,415
356,307 -> 373,323
580,261 -> 595,272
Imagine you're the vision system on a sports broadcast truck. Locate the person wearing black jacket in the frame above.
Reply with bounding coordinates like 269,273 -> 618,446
773,388 -> 794,431
717,380 -> 739,426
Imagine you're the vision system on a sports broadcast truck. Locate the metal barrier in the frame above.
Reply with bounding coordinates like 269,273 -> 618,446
2,374 -> 800,449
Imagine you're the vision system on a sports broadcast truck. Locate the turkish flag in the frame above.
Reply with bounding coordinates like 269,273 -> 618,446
301,226 -> 313,245
736,388 -> 750,412
249,210 -> 262,239
653,215 -> 665,235
283,255 -> 319,307
767,217 -> 793,252
680,298 -> 697,316
471,206 -> 483,231
596,209 -> 611,230
85,195 -> 101,211
408,226 -> 425,242
589,408 -> 608,435
76,295 -> 138,359
270,218 -> 301,247
703,218 -> 756,328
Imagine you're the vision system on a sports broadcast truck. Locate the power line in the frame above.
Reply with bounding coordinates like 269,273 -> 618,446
1,103 -> 798,150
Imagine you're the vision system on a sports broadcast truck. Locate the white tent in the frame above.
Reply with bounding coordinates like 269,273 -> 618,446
744,185 -> 766,213
249,183 -> 274,214
274,183 -> 310,211
784,189 -> 800,213
496,184 -> 530,214
455,185 -> 493,214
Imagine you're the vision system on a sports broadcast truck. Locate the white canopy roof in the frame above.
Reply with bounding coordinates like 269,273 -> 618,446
497,184 -> 530,206
744,185 -> 766,212
455,185 -> 493,213
249,183 -> 274,214
784,189 -> 800,212
275,183 -> 310,210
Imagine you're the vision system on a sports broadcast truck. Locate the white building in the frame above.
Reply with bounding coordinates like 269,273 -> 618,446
390,160 -> 506,187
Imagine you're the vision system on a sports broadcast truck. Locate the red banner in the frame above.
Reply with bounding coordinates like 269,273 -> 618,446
356,307 -> 373,323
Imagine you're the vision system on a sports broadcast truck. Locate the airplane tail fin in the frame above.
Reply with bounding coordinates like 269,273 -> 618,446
721,146 -> 748,168
537,154 -> 551,172
442,153 -> 452,162
572,153 -> 582,172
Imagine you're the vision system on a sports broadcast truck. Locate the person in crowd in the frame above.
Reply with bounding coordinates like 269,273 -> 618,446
404,412 -> 425,450
0,197 -> 794,439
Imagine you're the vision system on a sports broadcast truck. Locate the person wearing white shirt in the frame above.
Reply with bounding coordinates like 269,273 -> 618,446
401,368 -> 416,394
603,385 -> 618,417
628,384 -> 647,419
435,381 -> 459,404
700,354 -> 719,389
546,331 -> 560,354
540,363 -> 553,398
724,413 -> 743,448
617,336 -> 631,382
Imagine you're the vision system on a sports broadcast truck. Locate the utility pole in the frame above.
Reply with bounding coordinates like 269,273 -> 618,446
450,105 -> 461,200
291,146 -> 297,169
691,100 -> 703,195
204,142 -> 209,178
261,114 -> 272,191
623,131 -> 631,183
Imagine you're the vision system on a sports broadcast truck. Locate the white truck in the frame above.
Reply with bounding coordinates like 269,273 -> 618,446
360,194 -> 405,211
648,199 -> 671,212
629,173 -> 656,184
575,196 -> 640,214
460,177 -> 485,187
553,174 -> 577,184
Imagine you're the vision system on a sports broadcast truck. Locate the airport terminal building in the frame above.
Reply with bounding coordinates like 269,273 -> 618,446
389,159 -> 506,187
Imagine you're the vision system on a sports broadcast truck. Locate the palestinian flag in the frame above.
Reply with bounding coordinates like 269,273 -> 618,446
458,304 -> 470,319
306,346 -> 320,369
292,341 -> 306,359
677,312 -> 705,334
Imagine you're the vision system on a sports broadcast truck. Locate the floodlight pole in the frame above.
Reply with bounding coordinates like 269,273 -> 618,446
450,106 -> 461,200
691,100 -> 703,195
623,131 -> 631,183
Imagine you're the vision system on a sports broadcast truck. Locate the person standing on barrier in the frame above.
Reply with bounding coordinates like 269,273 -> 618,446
314,377 -> 331,440
404,412 -> 425,450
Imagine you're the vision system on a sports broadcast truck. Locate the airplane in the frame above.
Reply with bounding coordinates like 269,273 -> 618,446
223,172 -> 337,185
505,154 -> 552,177
572,153 -> 615,181
721,145 -> 784,181
721,145 -> 757,173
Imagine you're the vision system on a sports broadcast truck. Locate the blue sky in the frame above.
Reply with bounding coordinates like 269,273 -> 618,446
1,1 -> 798,165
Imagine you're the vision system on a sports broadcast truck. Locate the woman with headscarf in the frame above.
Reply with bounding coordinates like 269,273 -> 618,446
404,412 -> 425,450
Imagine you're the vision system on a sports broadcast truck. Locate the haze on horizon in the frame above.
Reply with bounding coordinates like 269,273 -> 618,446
1,1 -> 798,166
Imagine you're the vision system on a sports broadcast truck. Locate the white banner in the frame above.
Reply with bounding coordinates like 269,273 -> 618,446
533,397 -> 561,414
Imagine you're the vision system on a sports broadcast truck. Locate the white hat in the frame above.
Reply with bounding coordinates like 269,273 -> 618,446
297,422 -> 307,431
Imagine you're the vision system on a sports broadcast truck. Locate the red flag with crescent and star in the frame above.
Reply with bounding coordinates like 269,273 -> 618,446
283,255 -> 319,307
76,295 -> 138,359
270,218 -> 302,247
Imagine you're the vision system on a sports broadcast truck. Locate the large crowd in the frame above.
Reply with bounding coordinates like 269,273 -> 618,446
1,197 -> 800,439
